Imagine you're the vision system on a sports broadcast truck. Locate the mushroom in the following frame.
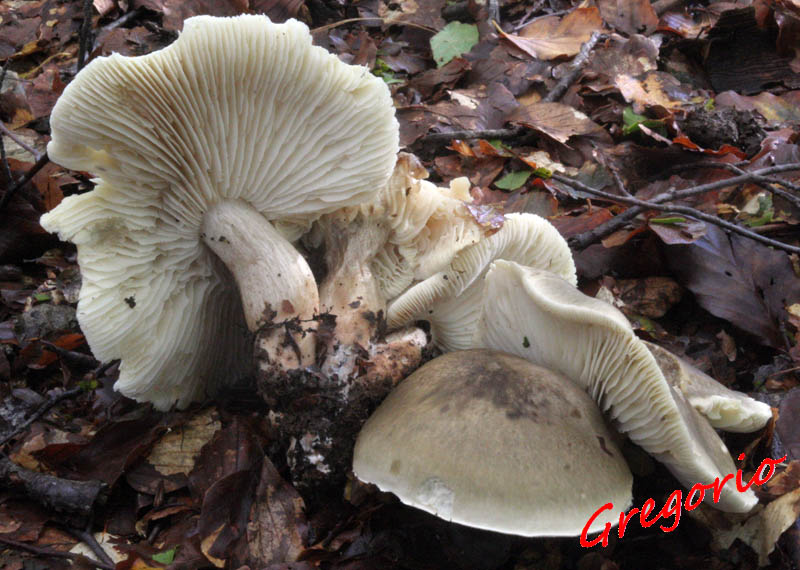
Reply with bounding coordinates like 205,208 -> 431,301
353,349 -> 633,536
477,260 -> 770,512
643,341 -> 772,432
309,153 -> 485,380
39,15 -> 399,409
386,212 -> 577,351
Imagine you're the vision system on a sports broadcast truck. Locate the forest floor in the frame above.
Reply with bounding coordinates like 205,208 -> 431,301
1,0 -> 800,568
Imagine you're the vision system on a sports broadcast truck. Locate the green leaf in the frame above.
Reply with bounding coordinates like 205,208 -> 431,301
494,170 -> 532,190
430,22 -> 479,67
152,547 -> 178,564
622,107 -> 666,136
372,58 -> 404,85
32,292 -> 51,302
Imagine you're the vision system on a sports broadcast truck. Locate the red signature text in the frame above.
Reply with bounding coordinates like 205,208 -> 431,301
580,454 -> 786,548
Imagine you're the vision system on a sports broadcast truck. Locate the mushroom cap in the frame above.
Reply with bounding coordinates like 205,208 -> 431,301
386,212 -> 576,350
478,260 -> 758,512
353,349 -> 633,537
40,15 -> 398,409
644,341 -> 772,432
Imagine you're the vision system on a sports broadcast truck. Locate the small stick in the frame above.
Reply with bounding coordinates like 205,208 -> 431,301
0,152 -> 50,211
65,527 -> 116,568
551,173 -> 800,254
0,535 -> 113,570
0,60 -> 12,186
542,32 -> 603,103
0,122 -> 43,161
0,385 -> 83,448
77,0 -> 94,71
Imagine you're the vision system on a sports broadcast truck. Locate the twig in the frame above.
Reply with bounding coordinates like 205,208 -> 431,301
0,455 -> 107,523
551,173 -> 800,254
542,32 -> 603,103
77,0 -> 94,71
419,32 -> 602,147
0,385 -> 83,448
41,340 -> 99,368
568,163 -> 800,250
0,122 -> 42,161
65,527 -> 116,568
98,6 -> 142,34
0,60 -> 12,186
667,160 -> 800,209
0,152 -> 50,212
0,535 -> 113,570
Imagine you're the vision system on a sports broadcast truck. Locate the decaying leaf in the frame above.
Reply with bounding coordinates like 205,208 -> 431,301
496,7 -> 604,60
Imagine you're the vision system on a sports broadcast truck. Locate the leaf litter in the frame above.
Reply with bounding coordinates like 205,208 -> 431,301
1,0 -> 800,568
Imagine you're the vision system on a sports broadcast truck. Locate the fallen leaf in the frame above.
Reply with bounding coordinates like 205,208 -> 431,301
508,101 -> 611,144
497,7 -> 604,60
598,0 -> 658,36
616,71 -> 698,110
430,22 -> 479,67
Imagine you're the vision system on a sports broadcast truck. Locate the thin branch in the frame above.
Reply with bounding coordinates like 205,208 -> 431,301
77,0 -> 94,71
568,163 -> 800,250
98,6 -> 142,34
65,527 -> 115,569
0,122 -> 43,161
419,32 -> 602,146
0,385 -> 83,448
542,32 -> 603,103
551,173 -> 800,254
0,152 -> 50,212
0,60 -> 12,186
667,160 -> 800,209
0,535 -> 113,570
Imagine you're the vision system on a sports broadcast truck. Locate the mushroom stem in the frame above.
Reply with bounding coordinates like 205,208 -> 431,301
202,199 -> 318,367
317,216 -> 391,379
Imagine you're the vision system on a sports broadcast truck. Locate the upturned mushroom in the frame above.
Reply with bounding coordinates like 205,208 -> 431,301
478,260 -> 771,512
309,153 -> 486,380
386,212 -> 577,351
39,15 -> 399,409
353,349 -> 633,536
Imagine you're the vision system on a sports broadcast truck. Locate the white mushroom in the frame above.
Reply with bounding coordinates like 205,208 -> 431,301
644,341 -> 772,432
478,260 -> 768,512
386,212 -> 577,351
353,349 -> 633,536
40,15 -> 398,409
310,153 -> 484,380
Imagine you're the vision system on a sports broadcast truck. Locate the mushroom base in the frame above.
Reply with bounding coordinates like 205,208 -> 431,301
257,326 -> 430,504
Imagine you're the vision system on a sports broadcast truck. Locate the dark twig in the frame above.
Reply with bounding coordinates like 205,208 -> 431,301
551,173 -> 800,254
0,535 -> 113,570
65,527 -> 115,568
0,123 -> 42,161
98,6 -> 142,34
419,32 -> 602,147
542,32 -> 603,103
0,152 -> 50,212
568,163 -> 800,250
0,455 -> 107,523
41,340 -> 99,368
667,160 -> 800,209
0,385 -> 83,448
0,60 -> 12,186
77,0 -> 94,71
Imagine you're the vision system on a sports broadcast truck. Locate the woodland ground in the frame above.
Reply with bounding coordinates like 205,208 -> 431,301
1,0 -> 800,569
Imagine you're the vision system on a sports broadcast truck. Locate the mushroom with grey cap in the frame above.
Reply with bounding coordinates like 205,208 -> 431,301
353,349 -> 633,537
478,260 -> 771,513
39,15 -> 399,409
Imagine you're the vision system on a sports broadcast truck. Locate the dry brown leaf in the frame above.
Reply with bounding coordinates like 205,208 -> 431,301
497,7 -> 604,60
598,0 -> 658,35
146,407 -> 221,476
508,101 -> 610,144
616,71 -> 698,110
